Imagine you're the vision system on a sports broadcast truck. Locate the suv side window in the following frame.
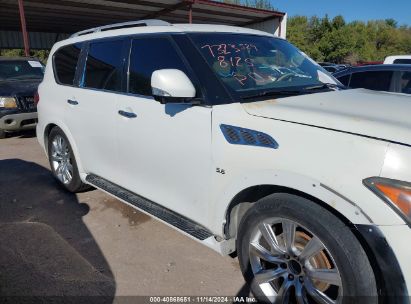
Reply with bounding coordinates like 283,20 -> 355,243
400,71 -> 411,94
349,70 -> 393,91
83,39 -> 124,92
128,37 -> 189,96
337,74 -> 350,86
54,43 -> 83,85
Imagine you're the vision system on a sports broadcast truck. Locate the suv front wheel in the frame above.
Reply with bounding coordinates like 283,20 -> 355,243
48,127 -> 90,192
237,193 -> 377,304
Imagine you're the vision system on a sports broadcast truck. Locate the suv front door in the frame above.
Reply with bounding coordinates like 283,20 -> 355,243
115,36 -> 213,226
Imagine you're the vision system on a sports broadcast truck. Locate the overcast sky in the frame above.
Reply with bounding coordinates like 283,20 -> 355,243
273,0 -> 410,26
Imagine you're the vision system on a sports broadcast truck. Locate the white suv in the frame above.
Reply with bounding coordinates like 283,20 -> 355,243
37,20 -> 411,303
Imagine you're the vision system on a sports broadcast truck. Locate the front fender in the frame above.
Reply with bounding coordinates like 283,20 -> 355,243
210,169 -> 377,236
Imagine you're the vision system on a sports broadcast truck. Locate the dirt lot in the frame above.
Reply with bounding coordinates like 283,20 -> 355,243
0,131 -> 246,302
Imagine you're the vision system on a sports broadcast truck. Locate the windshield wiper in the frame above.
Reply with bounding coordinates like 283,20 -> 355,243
241,83 -> 346,101
241,89 -> 303,100
302,83 -> 346,91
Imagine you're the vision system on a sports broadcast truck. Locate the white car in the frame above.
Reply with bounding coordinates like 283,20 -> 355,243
384,55 -> 411,65
37,20 -> 411,303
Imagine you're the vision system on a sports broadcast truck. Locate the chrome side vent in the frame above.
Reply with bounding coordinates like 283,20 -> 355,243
220,124 -> 279,149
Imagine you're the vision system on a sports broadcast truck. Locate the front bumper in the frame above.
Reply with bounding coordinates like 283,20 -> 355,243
356,224 -> 409,303
0,111 -> 38,131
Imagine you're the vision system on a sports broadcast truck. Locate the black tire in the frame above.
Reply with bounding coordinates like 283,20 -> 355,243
0,129 -> 6,139
48,126 -> 91,193
237,193 -> 377,304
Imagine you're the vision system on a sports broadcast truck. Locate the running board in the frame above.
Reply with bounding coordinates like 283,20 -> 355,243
85,174 -> 213,241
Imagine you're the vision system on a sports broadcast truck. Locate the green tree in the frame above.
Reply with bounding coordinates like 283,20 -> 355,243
385,18 -> 398,28
223,0 -> 274,9
0,49 -> 49,64
318,26 -> 356,62
287,15 -> 411,64
287,16 -> 310,52
332,15 -> 346,29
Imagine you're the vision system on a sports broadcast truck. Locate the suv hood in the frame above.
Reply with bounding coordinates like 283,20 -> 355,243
242,89 -> 411,146
0,79 -> 41,96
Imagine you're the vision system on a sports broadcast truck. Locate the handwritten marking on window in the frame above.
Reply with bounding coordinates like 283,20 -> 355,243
201,43 -> 264,86
233,72 -> 273,86
201,43 -> 258,58
217,56 -> 255,68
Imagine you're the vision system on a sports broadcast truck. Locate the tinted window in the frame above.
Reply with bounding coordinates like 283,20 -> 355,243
337,74 -> 350,86
128,37 -> 188,96
0,60 -> 44,81
400,71 -> 411,94
394,59 -> 411,64
54,43 -> 83,85
349,71 -> 393,91
83,40 -> 124,91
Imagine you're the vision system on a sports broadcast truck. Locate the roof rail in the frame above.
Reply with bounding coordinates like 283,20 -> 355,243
70,19 -> 171,38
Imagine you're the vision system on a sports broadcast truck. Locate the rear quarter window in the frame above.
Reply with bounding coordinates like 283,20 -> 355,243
53,43 -> 83,85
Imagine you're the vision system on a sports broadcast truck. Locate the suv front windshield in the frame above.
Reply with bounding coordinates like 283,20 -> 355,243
0,60 -> 44,81
190,33 -> 340,99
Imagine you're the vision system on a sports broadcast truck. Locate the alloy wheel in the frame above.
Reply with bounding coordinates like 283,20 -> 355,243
50,135 -> 73,185
249,218 -> 342,304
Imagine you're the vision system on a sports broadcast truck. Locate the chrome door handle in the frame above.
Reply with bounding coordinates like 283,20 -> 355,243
67,99 -> 78,105
118,110 -> 137,118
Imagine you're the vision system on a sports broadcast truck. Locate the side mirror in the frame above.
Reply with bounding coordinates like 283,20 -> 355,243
151,69 -> 196,104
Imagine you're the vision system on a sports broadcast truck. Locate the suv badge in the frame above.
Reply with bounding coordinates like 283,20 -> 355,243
216,168 -> 226,175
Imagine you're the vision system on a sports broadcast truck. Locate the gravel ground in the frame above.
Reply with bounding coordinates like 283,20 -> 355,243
0,130 -> 247,303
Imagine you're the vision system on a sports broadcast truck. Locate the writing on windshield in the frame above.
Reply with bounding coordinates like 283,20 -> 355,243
201,43 -> 271,86
193,34 -> 332,94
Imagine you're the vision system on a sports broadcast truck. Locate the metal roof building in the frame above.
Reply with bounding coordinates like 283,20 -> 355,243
0,0 -> 287,54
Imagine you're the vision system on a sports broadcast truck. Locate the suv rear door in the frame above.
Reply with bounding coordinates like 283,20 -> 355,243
114,35 -> 212,226
65,38 -> 126,178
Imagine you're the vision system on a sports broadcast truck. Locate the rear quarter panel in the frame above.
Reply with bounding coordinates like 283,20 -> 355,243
36,47 -> 86,175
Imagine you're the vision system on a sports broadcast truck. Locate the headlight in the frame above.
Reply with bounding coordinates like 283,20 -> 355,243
0,97 -> 17,108
364,177 -> 411,225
